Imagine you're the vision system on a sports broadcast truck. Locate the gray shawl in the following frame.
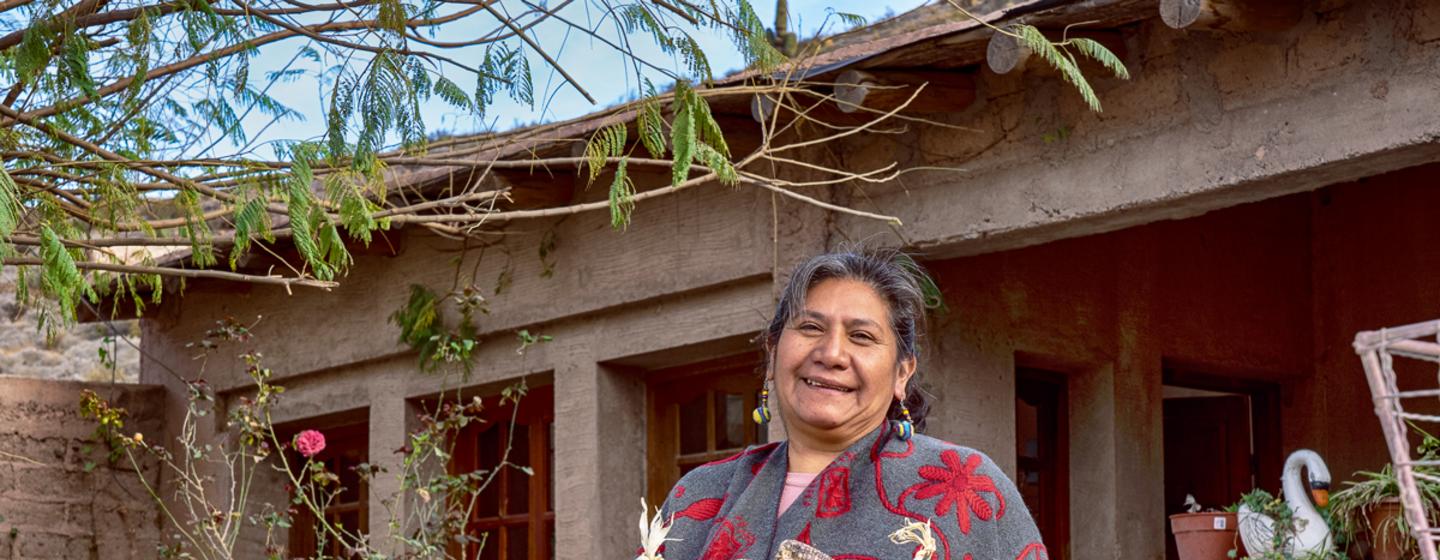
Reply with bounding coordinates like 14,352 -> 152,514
659,422 -> 1047,560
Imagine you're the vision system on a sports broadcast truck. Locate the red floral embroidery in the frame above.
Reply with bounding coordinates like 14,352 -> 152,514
674,485 -> 686,499
701,517 -> 756,560
1015,543 -> 1048,560
795,523 -> 812,544
815,467 -> 851,518
676,498 -> 724,521
871,433 -> 953,560
908,449 -> 1005,534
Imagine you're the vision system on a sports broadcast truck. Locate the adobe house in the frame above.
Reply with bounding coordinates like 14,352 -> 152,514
93,0 -> 1440,558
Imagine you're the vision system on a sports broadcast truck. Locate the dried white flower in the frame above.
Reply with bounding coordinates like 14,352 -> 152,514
889,518 -> 938,560
637,497 -> 679,560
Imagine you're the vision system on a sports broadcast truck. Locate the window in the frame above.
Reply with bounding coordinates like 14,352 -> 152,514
451,385 -> 555,560
286,421 -> 369,559
1015,369 -> 1069,560
647,356 -> 766,505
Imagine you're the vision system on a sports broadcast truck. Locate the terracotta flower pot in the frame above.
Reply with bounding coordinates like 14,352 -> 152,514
1171,512 -> 1243,560
1367,498 -> 1407,560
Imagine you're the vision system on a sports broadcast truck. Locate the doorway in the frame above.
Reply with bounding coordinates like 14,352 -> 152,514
1016,368 -> 1069,560
1161,369 -> 1281,560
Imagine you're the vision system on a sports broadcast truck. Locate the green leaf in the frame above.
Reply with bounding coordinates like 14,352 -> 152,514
695,144 -> 736,186
830,9 -> 867,29
378,0 -> 407,33
692,92 -> 728,158
584,122 -> 627,184
39,225 -> 94,325
229,195 -> 272,270
676,35 -> 713,82
670,84 -> 696,186
286,151 -> 328,280
608,157 -> 635,230
15,22 -> 54,85
433,75 -> 474,112
0,166 -> 22,240
637,95 -> 666,158
1017,25 -> 1101,112
316,216 -> 352,272
59,34 -> 97,98
338,188 -> 377,245
1069,37 -> 1130,80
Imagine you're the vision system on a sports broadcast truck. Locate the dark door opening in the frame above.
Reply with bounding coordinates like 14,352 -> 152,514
1016,368 -> 1069,560
1161,369 -> 1281,560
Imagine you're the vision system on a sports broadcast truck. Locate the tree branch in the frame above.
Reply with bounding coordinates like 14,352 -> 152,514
1,257 -> 338,289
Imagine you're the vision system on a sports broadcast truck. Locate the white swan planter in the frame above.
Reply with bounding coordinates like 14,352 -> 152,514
1238,449 -> 1333,557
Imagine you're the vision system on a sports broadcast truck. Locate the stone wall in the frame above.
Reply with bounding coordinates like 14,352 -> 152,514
0,378 -> 163,559
0,269 -> 141,383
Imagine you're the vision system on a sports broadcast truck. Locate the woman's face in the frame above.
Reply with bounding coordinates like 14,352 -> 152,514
772,278 -> 916,444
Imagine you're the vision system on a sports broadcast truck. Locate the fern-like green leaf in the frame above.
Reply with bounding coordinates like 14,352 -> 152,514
692,92 -> 728,158
39,225 -> 94,326
0,166 -> 21,240
176,189 -> 216,268
229,195 -> 271,270
287,153 -> 325,279
316,215 -> 352,273
338,187 -> 377,245
378,0 -> 407,33
733,0 -> 785,71
59,34 -> 97,98
433,75 -> 474,112
1069,37 -> 1130,80
637,96 -> 666,158
694,144 -> 737,186
670,82 -> 697,186
608,157 -> 635,230
584,122 -> 627,183
830,9 -> 867,29
15,22 -> 54,85
1017,25 -> 1102,112
676,35 -> 713,82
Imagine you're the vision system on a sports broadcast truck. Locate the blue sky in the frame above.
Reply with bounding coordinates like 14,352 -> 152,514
221,0 -> 928,157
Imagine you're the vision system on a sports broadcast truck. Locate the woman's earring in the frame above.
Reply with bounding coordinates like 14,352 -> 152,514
896,402 -> 914,441
752,386 -> 771,425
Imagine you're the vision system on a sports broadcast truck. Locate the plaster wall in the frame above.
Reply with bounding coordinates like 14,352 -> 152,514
0,379 -> 163,559
919,167 -> 1440,559
837,0 -> 1440,261
139,177 -> 775,393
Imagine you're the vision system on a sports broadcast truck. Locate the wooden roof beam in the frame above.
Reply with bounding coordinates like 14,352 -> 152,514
832,69 -> 976,115
986,28 -> 1129,75
749,69 -> 976,128
1159,0 -> 1302,32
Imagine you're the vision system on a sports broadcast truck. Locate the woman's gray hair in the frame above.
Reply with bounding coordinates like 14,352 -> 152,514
763,246 -> 939,432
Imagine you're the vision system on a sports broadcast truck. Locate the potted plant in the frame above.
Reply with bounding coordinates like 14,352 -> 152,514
1330,466 -> 1415,560
1229,489 -> 1344,560
1331,429 -> 1440,560
1171,495 -> 1244,560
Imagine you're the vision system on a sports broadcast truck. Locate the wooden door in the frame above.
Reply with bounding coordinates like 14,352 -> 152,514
1163,396 -> 1252,560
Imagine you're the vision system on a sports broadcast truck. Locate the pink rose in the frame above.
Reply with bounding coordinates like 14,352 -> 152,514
294,429 -> 326,458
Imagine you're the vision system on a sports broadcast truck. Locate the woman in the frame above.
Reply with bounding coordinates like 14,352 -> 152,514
659,249 -> 1045,560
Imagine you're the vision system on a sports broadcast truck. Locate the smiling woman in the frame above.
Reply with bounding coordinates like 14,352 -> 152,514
658,248 -> 1046,560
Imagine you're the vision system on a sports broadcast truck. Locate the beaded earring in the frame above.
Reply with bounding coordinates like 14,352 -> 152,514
752,385 -> 771,425
896,402 -> 914,441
